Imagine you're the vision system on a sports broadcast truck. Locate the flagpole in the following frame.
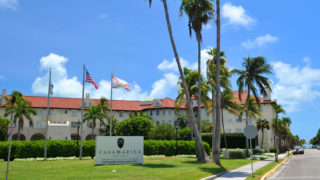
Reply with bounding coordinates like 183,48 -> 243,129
110,72 -> 113,136
44,68 -> 52,160
80,64 -> 85,160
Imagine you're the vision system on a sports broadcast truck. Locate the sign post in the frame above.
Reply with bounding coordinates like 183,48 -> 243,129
244,124 -> 258,176
6,124 -> 15,180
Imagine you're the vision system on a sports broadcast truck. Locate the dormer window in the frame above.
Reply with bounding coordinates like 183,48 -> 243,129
153,99 -> 162,107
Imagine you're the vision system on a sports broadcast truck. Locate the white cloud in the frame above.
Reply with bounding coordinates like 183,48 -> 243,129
222,2 -> 254,28
241,34 -> 278,49
272,60 -> 320,112
149,73 -> 179,98
98,13 -> 107,19
0,0 -> 18,10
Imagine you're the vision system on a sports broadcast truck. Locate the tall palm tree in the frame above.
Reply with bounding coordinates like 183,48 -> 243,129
147,0 -> 209,162
272,104 -> 285,162
232,56 -> 272,154
206,48 -> 230,164
175,67 -> 210,138
256,118 -> 270,149
4,91 -> 23,125
84,104 -> 103,139
180,0 -> 214,133
237,97 -> 262,122
5,96 -> 36,140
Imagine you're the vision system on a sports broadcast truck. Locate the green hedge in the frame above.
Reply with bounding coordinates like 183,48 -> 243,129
202,133 -> 256,148
228,149 -> 246,159
0,140 -> 210,160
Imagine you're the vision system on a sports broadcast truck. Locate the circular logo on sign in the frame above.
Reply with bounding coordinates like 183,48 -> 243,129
117,138 -> 124,149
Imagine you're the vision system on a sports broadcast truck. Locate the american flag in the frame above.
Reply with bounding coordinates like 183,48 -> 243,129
85,69 -> 99,89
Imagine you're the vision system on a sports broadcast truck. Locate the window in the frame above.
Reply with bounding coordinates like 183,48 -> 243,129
64,109 -> 68,114
236,119 -> 241,123
156,121 -> 160,125
119,111 -> 124,118
260,105 -> 264,111
156,110 -> 160,116
236,128 -> 242,133
71,122 -> 78,128
88,122 -> 93,128
35,121 -> 42,128
168,120 -> 172,125
149,110 -> 153,116
71,110 -> 77,117
168,109 -> 172,115
162,120 -> 166,124
227,119 -> 233,124
226,129 -> 232,133
162,109 -> 166,116
37,109 -> 43,116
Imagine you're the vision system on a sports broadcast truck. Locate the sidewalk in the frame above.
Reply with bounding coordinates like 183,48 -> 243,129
203,153 -> 287,180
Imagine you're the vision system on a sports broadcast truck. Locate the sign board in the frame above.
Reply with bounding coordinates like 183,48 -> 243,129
95,136 -> 144,165
7,124 -> 14,135
244,125 -> 258,139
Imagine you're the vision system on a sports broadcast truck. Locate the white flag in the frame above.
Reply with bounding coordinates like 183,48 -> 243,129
49,78 -> 54,95
112,76 -> 130,91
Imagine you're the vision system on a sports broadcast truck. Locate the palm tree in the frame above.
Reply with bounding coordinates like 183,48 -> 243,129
272,104 -> 285,162
180,0 -> 214,133
256,118 -> 270,149
206,48 -> 231,164
84,104 -> 103,139
232,56 -> 272,154
237,97 -> 262,122
220,89 -> 238,149
147,0 -> 209,162
98,97 -> 109,135
5,96 -> 36,140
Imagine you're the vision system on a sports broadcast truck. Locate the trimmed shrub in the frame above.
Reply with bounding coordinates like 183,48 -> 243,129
202,133 -> 256,148
147,124 -> 175,140
228,149 -> 246,159
0,140 -> 210,160
253,149 -> 265,155
115,116 -> 153,137
178,128 -> 192,140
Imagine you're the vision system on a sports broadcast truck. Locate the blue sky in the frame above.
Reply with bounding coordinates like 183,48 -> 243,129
1,0 -> 320,141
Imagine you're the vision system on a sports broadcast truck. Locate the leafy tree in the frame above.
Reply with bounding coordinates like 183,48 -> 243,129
0,115 -> 10,141
105,115 -> 118,136
232,56 -> 272,155
256,118 -> 270,149
176,114 -> 188,129
84,104 -> 103,139
147,0 -> 209,163
5,95 -> 36,140
115,116 -> 153,137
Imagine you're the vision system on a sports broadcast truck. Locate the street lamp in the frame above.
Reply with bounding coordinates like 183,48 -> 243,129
174,120 -> 178,156
76,120 -> 81,156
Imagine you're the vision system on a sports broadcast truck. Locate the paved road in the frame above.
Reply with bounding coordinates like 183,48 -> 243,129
269,149 -> 320,180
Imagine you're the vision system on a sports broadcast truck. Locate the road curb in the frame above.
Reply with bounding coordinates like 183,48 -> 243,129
260,158 -> 288,180
200,170 -> 227,180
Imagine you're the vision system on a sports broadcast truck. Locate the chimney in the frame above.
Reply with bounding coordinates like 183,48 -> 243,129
263,89 -> 271,101
85,93 -> 90,107
1,89 -> 8,104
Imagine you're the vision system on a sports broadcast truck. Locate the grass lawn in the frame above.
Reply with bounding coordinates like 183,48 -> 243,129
0,156 -> 251,180
246,159 -> 284,180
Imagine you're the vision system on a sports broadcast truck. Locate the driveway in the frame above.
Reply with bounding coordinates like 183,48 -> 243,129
269,149 -> 320,180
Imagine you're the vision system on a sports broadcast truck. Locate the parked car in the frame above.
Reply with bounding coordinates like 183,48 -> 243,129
292,146 -> 304,155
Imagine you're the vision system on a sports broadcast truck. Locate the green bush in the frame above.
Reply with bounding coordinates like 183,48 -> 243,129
253,149 -> 265,155
115,116 -> 153,137
228,149 -> 246,159
0,140 -> 210,160
147,124 -> 175,140
202,133 -> 256,148
178,127 -> 192,140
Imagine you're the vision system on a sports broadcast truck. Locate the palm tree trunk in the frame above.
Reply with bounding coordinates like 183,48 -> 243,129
211,88 -> 216,156
162,0 -> 209,163
275,115 -> 278,162
213,0 -> 221,166
197,33 -> 202,133
17,118 -> 21,140
221,108 -> 227,149
245,85 -> 251,156
91,124 -> 94,140
261,129 -> 264,149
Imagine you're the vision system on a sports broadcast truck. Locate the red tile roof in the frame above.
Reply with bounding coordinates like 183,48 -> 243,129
0,91 -> 275,111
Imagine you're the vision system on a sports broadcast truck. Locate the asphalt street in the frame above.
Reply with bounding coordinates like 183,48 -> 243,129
269,149 -> 320,180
